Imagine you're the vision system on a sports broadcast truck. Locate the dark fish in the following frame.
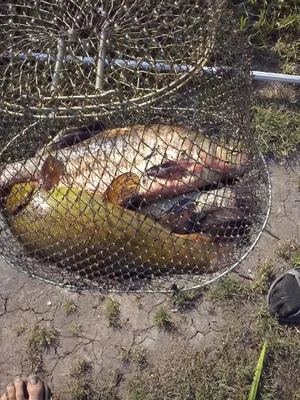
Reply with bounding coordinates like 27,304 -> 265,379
138,186 -> 255,240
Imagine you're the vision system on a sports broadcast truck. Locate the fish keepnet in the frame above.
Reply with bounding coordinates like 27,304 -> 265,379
0,0 -> 271,292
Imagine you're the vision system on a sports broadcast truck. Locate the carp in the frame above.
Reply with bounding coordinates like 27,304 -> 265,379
138,185 -> 256,240
3,159 -> 230,276
0,124 -> 249,206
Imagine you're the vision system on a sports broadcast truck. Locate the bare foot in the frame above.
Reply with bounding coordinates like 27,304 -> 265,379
0,375 -> 49,400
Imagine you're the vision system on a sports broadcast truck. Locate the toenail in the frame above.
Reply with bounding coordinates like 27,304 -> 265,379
29,376 -> 39,385
14,378 -> 21,382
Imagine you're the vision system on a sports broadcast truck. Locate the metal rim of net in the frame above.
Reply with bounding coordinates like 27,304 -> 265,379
0,118 -> 272,294
0,0 -> 225,119
0,1 -> 271,293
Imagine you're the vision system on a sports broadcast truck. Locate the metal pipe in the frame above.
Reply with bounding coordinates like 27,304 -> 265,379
251,70 -> 300,84
50,38 -> 66,93
3,52 -> 300,84
95,24 -> 109,90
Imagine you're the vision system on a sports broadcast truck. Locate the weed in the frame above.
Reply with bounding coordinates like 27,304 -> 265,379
63,299 -> 78,316
96,387 -> 119,400
126,302 -> 300,399
68,359 -> 94,400
252,261 -> 276,295
118,346 -> 148,370
210,274 -> 254,304
26,325 -> 59,372
255,307 -> 282,337
291,251 -> 300,268
70,359 -> 92,378
153,308 -> 172,330
70,323 -> 82,336
296,176 -> 300,192
135,294 -> 143,309
172,289 -> 202,312
232,0 -> 300,72
68,365 -> 120,399
102,298 -> 120,328
132,349 -> 148,370
253,105 -> 300,158
277,239 -> 298,260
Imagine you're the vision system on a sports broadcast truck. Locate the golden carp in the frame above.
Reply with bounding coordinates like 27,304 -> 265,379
138,186 -> 255,240
0,124 -> 249,206
3,172 -> 229,276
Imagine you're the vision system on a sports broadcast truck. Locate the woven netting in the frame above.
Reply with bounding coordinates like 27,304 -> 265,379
0,1 -> 271,292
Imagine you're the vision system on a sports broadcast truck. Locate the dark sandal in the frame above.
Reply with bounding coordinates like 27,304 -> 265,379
267,267 -> 300,323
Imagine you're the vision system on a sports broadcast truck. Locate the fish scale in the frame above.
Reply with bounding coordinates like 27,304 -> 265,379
0,123 -> 249,275
0,124 -> 249,205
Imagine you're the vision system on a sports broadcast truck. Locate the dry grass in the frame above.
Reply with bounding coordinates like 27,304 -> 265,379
118,346 -> 148,370
253,104 -> 300,159
26,324 -> 59,373
153,307 -> 173,331
126,273 -> 300,400
63,299 -> 78,316
102,298 -> 121,328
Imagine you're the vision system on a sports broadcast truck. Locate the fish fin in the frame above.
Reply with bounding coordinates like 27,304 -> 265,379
37,122 -> 105,155
145,160 -> 197,180
105,173 -> 140,206
124,194 -> 144,211
175,232 -> 213,244
40,155 -> 65,190
163,197 -> 195,217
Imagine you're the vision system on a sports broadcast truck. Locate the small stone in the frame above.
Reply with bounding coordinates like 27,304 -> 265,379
171,308 -> 178,313
47,301 -> 52,306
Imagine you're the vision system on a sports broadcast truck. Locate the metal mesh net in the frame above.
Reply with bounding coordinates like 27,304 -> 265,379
0,0 -> 271,292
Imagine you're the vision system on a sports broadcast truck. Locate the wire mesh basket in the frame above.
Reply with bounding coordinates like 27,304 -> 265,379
0,0 -> 224,118
0,1 -> 271,292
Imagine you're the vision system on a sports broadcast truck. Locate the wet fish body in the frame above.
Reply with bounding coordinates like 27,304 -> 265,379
139,186 -> 255,238
0,123 -> 248,276
0,124 -> 249,204
4,182 -> 229,275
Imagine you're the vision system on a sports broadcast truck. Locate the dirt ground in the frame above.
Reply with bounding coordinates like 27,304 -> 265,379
0,152 -> 299,398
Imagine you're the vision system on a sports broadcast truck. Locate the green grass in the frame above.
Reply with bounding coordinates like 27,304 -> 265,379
277,239 -> 298,260
67,359 -> 94,400
63,299 -> 78,316
172,289 -> 202,312
118,346 -> 148,370
230,0 -> 300,160
102,298 -> 121,328
210,274 -> 254,305
275,239 -> 300,268
253,105 -> 300,158
125,277 -> 300,400
232,0 -> 300,72
65,359 -> 120,400
252,261 -> 276,295
26,325 -> 59,373
153,308 -> 173,331
291,251 -> 300,268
